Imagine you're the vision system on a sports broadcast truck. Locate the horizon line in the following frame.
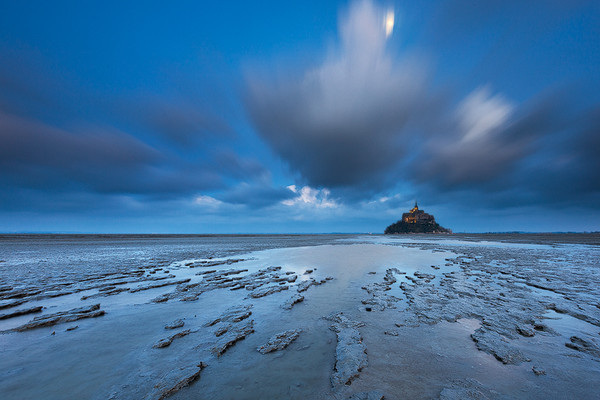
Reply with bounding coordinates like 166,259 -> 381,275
0,231 -> 598,235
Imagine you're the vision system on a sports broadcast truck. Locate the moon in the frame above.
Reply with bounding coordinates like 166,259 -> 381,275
385,10 -> 394,38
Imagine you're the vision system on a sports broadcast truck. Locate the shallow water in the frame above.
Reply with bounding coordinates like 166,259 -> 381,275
1,234 -> 599,399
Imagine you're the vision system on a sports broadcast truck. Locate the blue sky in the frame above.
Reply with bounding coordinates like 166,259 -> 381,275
1,0 -> 599,233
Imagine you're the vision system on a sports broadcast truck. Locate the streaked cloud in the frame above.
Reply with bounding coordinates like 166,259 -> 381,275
246,0 -> 428,188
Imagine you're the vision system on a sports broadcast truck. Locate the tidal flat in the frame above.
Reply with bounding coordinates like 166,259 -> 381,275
1,234 -> 599,399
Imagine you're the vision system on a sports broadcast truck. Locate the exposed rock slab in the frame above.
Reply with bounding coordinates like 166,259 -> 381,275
565,335 -> 600,357
152,266 -> 295,303
129,278 -> 191,293
187,257 -> 246,268
8,304 -> 105,332
439,378 -> 504,400
297,277 -> 331,293
361,268 -> 402,311
348,391 -> 385,400
257,329 -> 302,354
153,329 -> 192,348
157,362 -> 207,400
0,299 -> 26,310
205,304 -> 252,327
470,328 -> 528,365
326,312 -> 367,388
282,294 -> 304,310
81,287 -> 130,300
532,366 -> 546,376
396,250 -> 572,365
0,305 -> 43,320
249,284 -> 289,298
212,320 -> 255,356
165,319 -> 185,330
207,304 -> 256,356
0,267 -> 190,307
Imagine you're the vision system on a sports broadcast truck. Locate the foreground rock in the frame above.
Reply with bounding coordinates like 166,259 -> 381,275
297,277 -> 333,293
565,336 -> 600,357
207,304 -> 255,356
212,320 -> 255,356
0,299 -> 26,310
7,304 -> 105,332
205,304 -> 252,327
257,329 -> 302,354
165,319 -> 185,329
326,312 -> 367,388
152,266 -> 297,303
249,284 -> 289,298
153,329 -> 192,348
186,258 -> 246,268
282,294 -> 304,310
470,328 -> 528,365
129,278 -> 191,293
348,391 -> 385,400
0,305 -> 43,320
361,268 -> 402,311
157,362 -> 207,400
395,249 -> 592,365
0,265 -> 189,307
439,378 -> 504,400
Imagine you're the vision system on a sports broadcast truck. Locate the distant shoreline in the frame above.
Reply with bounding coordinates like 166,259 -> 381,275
0,232 -> 598,236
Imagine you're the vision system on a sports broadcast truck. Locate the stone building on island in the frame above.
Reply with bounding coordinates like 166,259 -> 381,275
385,202 -> 451,234
401,202 -> 435,224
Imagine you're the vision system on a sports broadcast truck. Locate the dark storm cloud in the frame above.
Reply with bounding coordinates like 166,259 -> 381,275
0,111 -> 157,168
517,106 -> 600,205
0,56 -> 269,207
0,48 -> 275,212
245,0 -> 600,210
123,97 -> 234,147
245,0 -> 429,189
0,109 -> 223,197
213,150 -> 269,182
0,47 -> 87,124
218,182 -> 295,209
412,88 -> 564,187
409,96 -> 600,210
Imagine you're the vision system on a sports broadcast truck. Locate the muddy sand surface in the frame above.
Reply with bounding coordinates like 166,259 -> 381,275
1,234 -> 599,399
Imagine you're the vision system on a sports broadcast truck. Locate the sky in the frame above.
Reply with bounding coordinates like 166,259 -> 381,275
0,0 -> 599,233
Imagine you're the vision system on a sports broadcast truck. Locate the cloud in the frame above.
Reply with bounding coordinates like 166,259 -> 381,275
213,150 -> 270,182
0,108 -> 258,206
0,49 -> 275,211
245,0 -> 428,189
244,0 -> 600,213
121,96 -> 234,147
194,195 -> 223,208
412,86 -> 538,186
0,109 -> 161,193
218,182 -> 294,209
408,92 -> 600,209
282,185 -> 337,208
517,105 -> 600,205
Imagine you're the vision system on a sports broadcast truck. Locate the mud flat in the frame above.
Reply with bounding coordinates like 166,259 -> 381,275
0,234 -> 599,399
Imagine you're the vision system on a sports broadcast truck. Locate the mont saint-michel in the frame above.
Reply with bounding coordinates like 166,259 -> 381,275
385,202 -> 451,234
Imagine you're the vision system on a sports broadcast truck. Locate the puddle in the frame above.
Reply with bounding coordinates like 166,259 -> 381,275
542,309 -> 600,339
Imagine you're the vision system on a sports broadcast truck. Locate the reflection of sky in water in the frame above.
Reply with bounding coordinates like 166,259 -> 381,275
343,235 -> 556,250
543,309 -> 599,339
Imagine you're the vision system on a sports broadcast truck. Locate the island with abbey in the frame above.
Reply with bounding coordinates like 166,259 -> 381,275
384,202 -> 452,234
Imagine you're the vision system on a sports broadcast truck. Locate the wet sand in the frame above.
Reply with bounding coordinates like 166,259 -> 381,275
1,236 -> 599,399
